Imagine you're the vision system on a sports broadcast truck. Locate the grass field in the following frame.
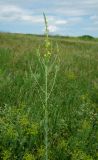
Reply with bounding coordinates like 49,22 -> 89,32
0,32 -> 98,160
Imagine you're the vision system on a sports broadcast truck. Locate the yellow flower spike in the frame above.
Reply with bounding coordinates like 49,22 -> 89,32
43,13 -> 52,61
47,51 -> 51,55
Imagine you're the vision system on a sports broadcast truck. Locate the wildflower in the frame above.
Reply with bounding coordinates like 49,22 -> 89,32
19,116 -> 29,127
82,120 -> 91,130
2,150 -> 11,160
6,126 -> 17,139
26,122 -> 39,136
47,51 -> 51,56
23,152 -> 35,160
43,13 -> 52,59
80,93 -> 89,101
45,41 -> 51,48
37,145 -> 45,158
72,149 -> 93,160
66,71 -> 76,80
57,138 -> 68,150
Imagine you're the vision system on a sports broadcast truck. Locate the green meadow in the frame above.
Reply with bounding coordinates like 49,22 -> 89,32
0,32 -> 98,160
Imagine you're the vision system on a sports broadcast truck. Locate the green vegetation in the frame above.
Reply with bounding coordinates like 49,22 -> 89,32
0,32 -> 98,160
78,35 -> 94,40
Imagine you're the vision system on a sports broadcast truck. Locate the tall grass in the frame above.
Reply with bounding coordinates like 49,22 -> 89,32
0,20 -> 98,159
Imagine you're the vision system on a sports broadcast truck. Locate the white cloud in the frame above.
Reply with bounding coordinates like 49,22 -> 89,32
84,26 -> 98,31
68,17 -> 83,25
0,0 -> 37,6
0,4 -> 44,23
90,15 -> 98,25
90,15 -> 97,20
55,8 -> 87,16
48,25 -> 58,32
0,4 -> 69,26
53,0 -> 98,17
1,0 -> 98,17
83,0 -> 98,5
21,15 -> 43,23
55,20 -> 67,25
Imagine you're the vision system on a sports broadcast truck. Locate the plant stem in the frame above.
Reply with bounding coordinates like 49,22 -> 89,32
45,65 -> 48,160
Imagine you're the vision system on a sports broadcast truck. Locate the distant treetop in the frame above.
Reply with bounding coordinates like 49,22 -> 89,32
79,35 -> 94,40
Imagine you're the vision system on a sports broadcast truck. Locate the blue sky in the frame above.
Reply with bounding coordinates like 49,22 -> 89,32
0,0 -> 98,37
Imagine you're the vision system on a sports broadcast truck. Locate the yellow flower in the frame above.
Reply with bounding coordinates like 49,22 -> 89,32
26,122 -> 39,136
6,126 -> 17,139
72,149 -> 93,160
66,71 -> 76,80
37,145 -> 45,158
57,138 -> 68,150
47,51 -> 51,55
2,150 -> 11,160
44,54 -> 47,57
23,153 -> 35,160
19,116 -> 29,127
80,93 -> 89,101
82,120 -> 91,130
96,152 -> 98,158
45,41 -> 51,48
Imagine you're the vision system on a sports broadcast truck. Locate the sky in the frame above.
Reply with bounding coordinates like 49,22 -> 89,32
0,0 -> 98,37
